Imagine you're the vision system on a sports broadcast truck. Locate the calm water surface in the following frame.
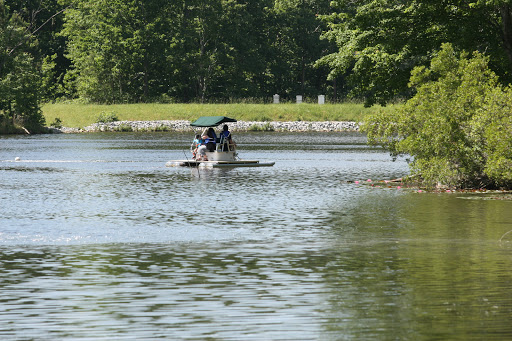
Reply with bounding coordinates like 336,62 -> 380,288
0,132 -> 511,340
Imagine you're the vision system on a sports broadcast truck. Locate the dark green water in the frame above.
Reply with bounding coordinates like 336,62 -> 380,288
0,132 -> 511,340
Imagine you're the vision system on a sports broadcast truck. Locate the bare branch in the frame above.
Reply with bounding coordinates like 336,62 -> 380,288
8,5 -> 72,56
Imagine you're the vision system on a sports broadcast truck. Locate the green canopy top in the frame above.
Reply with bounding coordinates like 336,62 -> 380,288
190,116 -> 237,127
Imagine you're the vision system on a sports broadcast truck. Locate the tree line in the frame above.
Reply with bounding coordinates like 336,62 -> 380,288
2,0 -> 512,134
4,0 -> 336,105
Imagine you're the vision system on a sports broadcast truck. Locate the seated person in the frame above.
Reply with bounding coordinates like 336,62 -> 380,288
203,128 -> 217,152
196,143 -> 207,160
191,134 -> 202,159
219,124 -> 236,151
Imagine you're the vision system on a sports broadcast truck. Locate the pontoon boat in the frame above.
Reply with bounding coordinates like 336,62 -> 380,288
166,116 -> 275,168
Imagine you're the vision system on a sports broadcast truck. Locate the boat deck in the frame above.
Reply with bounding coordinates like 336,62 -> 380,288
166,160 -> 275,168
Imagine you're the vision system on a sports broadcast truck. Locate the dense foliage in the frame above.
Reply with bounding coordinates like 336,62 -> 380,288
0,0 -> 45,133
5,0 -> 512,106
3,0 -> 512,141
58,0 -> 333,103
362,44 -> 512,189
318,1 -> 512,106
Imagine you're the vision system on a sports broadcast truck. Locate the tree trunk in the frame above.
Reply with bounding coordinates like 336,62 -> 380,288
143,53 -> 149,101
301,55 -> 305,97
333,78 -> 337,103
500,5 -> 512,65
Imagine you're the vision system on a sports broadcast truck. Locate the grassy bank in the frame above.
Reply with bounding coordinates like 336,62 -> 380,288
42,102 -> 398,128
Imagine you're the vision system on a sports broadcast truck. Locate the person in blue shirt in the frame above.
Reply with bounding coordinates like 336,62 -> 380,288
203,128 -> 217,152
191,134 -> 202,159
219,124 -> 235,151
195,128 -> 217,160
220,124 -> 230,139
208,127 -> 217,141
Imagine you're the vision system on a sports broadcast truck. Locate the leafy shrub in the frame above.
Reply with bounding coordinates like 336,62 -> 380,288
154,125 -> 169,132
362,43 -> 512,189
248,122 -> 274,131
96,111 -> 119,123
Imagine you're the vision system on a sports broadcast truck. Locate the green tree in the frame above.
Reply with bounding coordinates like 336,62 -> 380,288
213,0 -> 275,100
4,0 -> 70,101
469,1 -> 512,66
60,0 -> 334,103
62,0 -> 181,103
318,1 -> 509,106
270,0 -> 333,100
0,0 -> 45,133
172,0 -> 278,102
172,0 -> 224,102
362,43 -> 512,189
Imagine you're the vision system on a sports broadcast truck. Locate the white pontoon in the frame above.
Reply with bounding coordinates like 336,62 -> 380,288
166,116 -> 275,168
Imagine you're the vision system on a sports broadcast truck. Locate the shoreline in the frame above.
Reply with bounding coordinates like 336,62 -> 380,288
52,120 -> 360,133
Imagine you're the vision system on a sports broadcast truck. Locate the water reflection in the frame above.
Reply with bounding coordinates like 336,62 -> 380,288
323,191 -> 512,340
1,133 -> 511,339
0,244 -> 334,339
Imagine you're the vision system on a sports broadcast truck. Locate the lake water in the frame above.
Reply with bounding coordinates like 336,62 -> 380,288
1,132 -> 511,340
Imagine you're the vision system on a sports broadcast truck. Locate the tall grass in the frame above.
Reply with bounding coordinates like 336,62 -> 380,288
42,102 -> 398,128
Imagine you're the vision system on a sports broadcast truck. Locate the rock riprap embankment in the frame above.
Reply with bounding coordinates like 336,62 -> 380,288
56,120 -> 359,133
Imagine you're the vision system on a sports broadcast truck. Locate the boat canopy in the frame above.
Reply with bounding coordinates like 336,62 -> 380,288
190,116 -> 237,127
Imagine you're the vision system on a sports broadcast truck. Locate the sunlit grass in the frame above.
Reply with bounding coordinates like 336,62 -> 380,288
42,102 -> 399,128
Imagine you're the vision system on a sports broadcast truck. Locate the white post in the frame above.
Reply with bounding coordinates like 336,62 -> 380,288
318,95 -> 325,104
296,95 -> 302,104
273,94 -> 280,104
